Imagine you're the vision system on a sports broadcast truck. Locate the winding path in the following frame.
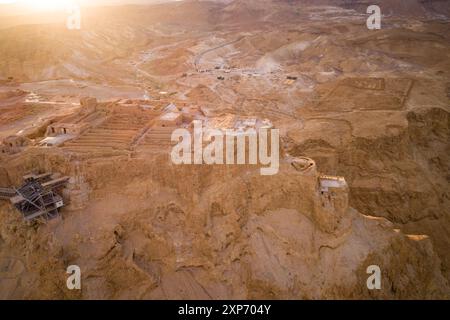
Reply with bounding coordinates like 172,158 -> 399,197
194,35 -> 247,71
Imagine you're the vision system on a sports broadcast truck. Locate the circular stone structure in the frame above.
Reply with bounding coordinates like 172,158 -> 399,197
290,156 -> 316,173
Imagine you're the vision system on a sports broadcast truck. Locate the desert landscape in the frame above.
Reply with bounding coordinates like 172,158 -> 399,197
0,0 -> 449,299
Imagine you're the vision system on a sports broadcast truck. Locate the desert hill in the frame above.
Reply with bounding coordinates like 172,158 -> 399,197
0,0 -> 449,299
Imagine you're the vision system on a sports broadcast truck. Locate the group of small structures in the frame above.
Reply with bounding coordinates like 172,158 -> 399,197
0,97 -> 348,224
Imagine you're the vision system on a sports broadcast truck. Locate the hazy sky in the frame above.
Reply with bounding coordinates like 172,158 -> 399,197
0,0 -> 176,16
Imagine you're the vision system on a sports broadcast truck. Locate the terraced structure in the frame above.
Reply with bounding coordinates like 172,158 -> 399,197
62,107 -> 160,155
135,126 -> 179,154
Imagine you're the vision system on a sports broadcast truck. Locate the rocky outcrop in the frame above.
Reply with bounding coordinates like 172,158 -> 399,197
0,151 -> 448,299
288,107 -> 450,282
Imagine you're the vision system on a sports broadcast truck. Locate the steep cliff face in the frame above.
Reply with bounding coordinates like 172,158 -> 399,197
0,0 -> 449,301
0,151 -> 448,299
335,108 -> 449,222
287,107 -> 450,281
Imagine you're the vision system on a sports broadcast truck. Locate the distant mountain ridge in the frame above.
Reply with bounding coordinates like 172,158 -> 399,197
222,0 -> 450,18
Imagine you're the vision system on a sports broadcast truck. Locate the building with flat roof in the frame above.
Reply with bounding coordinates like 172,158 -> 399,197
319,175 -> 348,193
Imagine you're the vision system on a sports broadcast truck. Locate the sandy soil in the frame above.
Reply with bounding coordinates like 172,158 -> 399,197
0,1 -> 449,299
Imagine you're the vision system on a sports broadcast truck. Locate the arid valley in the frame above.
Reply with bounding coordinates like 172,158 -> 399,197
0,0 -> 449,299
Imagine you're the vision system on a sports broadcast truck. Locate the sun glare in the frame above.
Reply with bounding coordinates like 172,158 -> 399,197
23,0 -> 73,10
0,0 -> 76,11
